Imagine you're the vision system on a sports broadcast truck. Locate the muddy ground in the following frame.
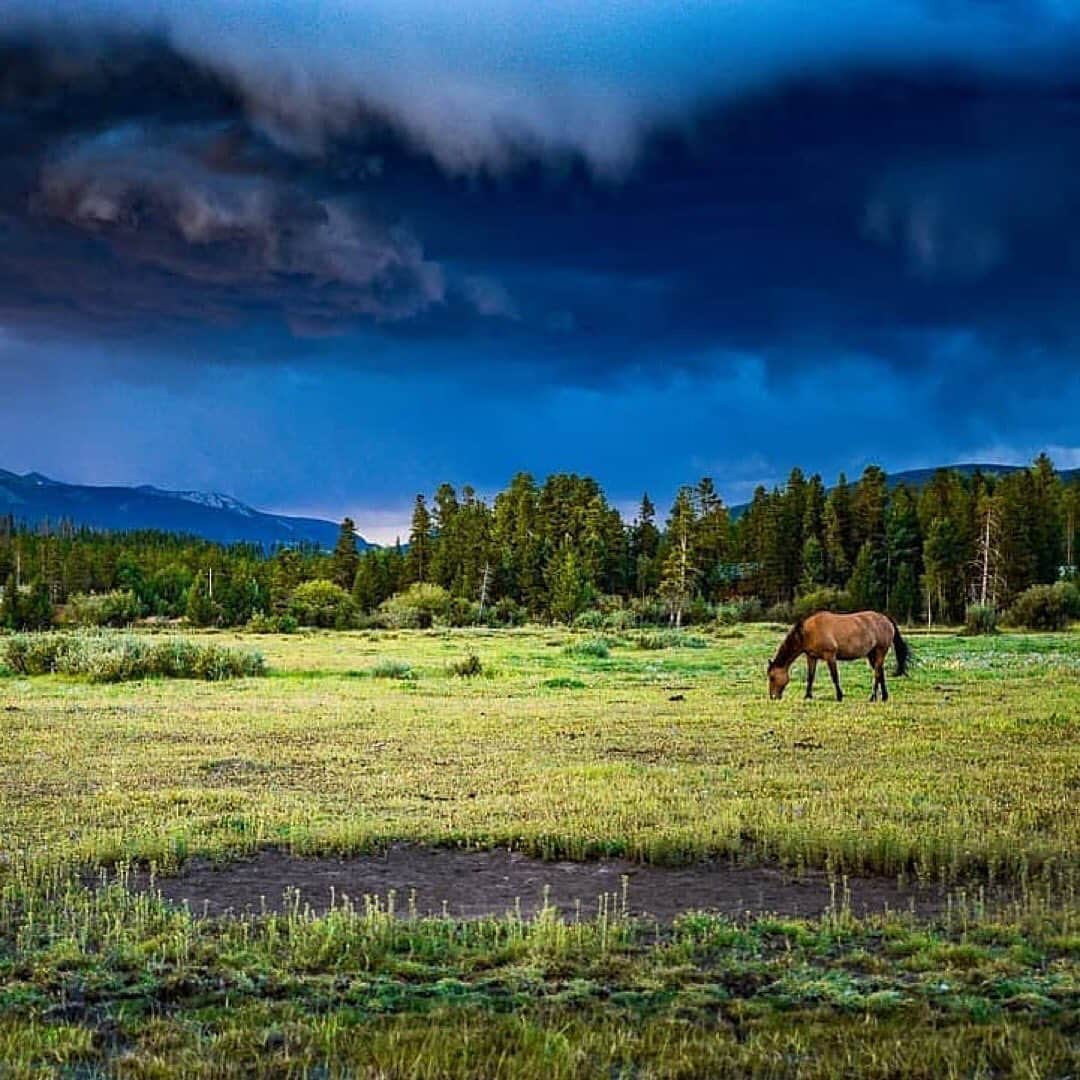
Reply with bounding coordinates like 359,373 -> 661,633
130,844 -> 948,922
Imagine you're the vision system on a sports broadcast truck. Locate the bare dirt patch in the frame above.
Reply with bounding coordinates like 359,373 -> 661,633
133,845 -> 946,922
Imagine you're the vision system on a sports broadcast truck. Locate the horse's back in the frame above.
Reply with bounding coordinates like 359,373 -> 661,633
803,610 -> 893,658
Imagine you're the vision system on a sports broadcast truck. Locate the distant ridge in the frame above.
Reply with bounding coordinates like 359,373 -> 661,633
729,462 -> 1079,518
0,470 -> 372,550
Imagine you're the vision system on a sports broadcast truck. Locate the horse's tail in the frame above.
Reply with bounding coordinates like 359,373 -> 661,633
889,617 -> 911,676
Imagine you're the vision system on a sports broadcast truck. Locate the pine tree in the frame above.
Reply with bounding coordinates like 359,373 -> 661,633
891,562 -> 918,624
694,478 -> 730,601
406,495 -> 433,584
799,535 -> 826,593
852,465 -> 889,603
802,474 -> 827,545
429,483 -> 460,589
630,493 -> 661,600
1029,453 -> 1064,583
269,549 -> 304,614
549,544 -> 591,624
22,578 -> 53,629
186,571 -> 221,627
0,572 -> 18,629
846,541 -> 884,611
885,485 -> 921,615
922,517 -> 966,623
824,474 -> 854,586
660,487 -> 698,627
352,551 -> 386,612
330,518 -> 360,590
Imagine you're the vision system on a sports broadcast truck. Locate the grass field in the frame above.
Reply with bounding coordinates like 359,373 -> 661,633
1,624 -> 1078,1076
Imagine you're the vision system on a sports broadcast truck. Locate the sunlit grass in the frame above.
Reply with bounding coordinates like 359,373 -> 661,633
0,625 -> 1077,885
0,624 -> 1077,1074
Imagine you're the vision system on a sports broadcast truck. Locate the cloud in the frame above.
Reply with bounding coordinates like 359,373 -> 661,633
1,4 -> 1080,387
3,2 -> 1080,174
32,124 -> 446,323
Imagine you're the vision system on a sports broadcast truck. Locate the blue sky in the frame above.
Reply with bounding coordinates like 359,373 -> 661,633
2,2 -> 1079,541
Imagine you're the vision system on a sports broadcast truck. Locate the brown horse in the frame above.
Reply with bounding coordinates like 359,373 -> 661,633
767,611 -> 910,702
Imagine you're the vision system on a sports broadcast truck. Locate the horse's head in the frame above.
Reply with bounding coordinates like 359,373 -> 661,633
767,661 -> 790,700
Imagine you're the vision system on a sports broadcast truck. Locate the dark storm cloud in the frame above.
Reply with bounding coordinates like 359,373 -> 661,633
36,124 -> 445,323
1,2 -> 1080,386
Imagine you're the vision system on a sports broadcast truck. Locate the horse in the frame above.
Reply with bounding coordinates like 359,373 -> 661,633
767,611 -> 910,702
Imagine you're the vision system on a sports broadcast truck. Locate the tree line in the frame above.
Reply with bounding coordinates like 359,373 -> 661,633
1,456 -> 1077,630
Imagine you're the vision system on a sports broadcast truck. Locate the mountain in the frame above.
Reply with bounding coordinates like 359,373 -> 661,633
0,471 -> 372,550
887,463 -> 1079,488
728,462 -> 1080,518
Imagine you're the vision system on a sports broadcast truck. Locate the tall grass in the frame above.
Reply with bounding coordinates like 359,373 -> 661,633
1,631 -> 265,682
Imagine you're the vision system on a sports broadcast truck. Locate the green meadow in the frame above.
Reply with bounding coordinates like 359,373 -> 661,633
1,625 -> 1078,1076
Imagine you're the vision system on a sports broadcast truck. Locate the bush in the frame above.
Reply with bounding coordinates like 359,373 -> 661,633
563,637 -> 610,659
572,609 -> 605,631
371,658 -> 414,680
486,597 -> 526,628
1061,581 -> 1080,620
1005,584 -> 1072,631
447,652 -> 483,677
446,597 -> 480,628
288,580 -> 356,629
794,588 -> 850,620
964,603 -> 999,635
0,632 -> 265,682
66,590 -> 143,628
378,583 -> 452,629
681,597 -> 715,626
635,629 -> 708,650
602,609 -> 638,632
628,597 -> 669,626
246,613 -> 298,634
715,598 -> 764,626
762,601 -> 795,624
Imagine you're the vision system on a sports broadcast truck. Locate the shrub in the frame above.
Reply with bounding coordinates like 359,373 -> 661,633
447,652 -> 483,677
289,580 -> 356,629
1061,581 -> 1080,620
635,629 -> 708,650
487,597 -> 525,628
964,604 -> 999,635
0,632 -> 265,682
66,590 -> 143,628
371,658 -> 414,680
378,583 -> 451,629
681,597 -> 715,626
715,598 -> 764,626
602,609 -> 638,632
572,609 -> 605,631
628,597 -> 669,626
765,601 -> 797,624
1005,584 -> 1072,631
446,597 -> 480,628
563,637 -> 610,659
542,676 -> 585,689
246,613 -> 298,634
794,588 -> 850,620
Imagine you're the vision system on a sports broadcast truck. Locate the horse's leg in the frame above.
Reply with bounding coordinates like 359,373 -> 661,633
867,655 -> 878,701
877,647 -> 889,702
827,658 -> 843,701
805,656 -> 817,700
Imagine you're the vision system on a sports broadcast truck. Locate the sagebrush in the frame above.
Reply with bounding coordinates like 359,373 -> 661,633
1,632 -> 265,682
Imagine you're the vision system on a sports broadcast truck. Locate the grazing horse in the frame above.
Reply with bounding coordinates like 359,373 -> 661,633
767,611 -> 910,702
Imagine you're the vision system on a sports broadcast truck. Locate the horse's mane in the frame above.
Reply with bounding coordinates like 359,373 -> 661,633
770,618 -> 806,668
